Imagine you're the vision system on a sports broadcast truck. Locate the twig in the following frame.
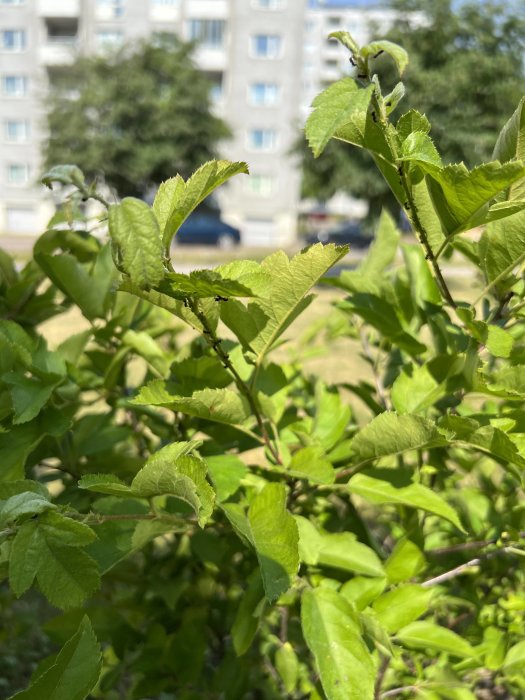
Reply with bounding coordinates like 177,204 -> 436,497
374,655 -> 391,700
189,298 -> 282,465
421,545 -> 521,588
66,511 -> 192,527
359,327 -> 389,410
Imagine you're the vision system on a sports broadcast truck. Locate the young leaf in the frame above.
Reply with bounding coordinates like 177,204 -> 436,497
108,197 -> 165,288
361,40 -> 409,75
0,491 -> 55,527
359,209 -> 400,278
4,373 -> 60,425
396,621 -> 477,659
231,569 -> 265,656
478,208 -> 525,291
397,110 -> 431,141
419,160 -> 525,236
351,412 -> 445,461
305,77 -> 375,157
317,532 -> 385,577
348,473 -> 465,531
153,160 -> 249,248
373,584 -> 434,633
275,642 -> 299,694
301,587 -> 376,700
8,616 -> 101,700
384,539 -> 426,584
41,164 -> 86,191
492,96 -> 525,201
161,269 -> 255,299
131,382 -> 252,426
503,640 -> 525,674
78,473 -> 133,497
247,483 -> 299,602
131,442 -> 214,526
205,454 -> 247,502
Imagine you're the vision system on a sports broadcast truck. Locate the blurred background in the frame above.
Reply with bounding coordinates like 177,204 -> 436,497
0,0 -> 524,254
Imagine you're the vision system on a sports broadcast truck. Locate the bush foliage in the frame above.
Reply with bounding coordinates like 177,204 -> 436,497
1,33 -> 525,699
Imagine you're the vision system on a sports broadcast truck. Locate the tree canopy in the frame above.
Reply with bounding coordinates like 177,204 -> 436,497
299,0 -> 525,218
44,41 -> 231,199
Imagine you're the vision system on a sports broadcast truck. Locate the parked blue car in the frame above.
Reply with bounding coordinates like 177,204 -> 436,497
174,214 -> 241,248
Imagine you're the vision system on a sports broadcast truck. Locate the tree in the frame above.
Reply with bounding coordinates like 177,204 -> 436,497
299,0 -> 525,219
44,41 -> 231,198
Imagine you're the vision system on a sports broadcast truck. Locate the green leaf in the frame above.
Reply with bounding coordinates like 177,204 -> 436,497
479,208 -> 525,291
36,543 -> 100,609
9,520 -> 45,597
301,587 -> 376,700
503,640 -> 525,673
385,539 -> 426,584
108,197 -> 165,288
294,515 -> 323,566
0,408 -> 72,480
391,363 -> 447,414
289,446 -> 335,485
39,511 -> 97,546
305,77 -> 375,157
131,442 -> 214,526
338,295 -> 426,356
340,576 -> 386,611
41,164 -> 86,190
161,269 -> 255,299
221,244 -> 348,366
327,30 -> 360,56
396,621 -> 478,658
373,584 -> 434,633
231,569 -> 265,656
359,210 -> 400,277
420,160 -> 525,236
118,276 -> 220,333
78,473 -> 132,497
153,160 -> 249,247
492,96 -> 525,201
247,483 -> 299,602
35,254 -> 102,321
122,329 -> 171,376
400,131 -> 442,168
8,616 -> 101,700
131,382 -> 252,427
361,40 -> 409,75
485,365 -> 525,396
351,412 -> 445,461
205,454 -> 247,502
275,642 -> 299,694
4,373 -> 59,425
397,110 -> 431,141
348,473 -> 465,531
0,491 -> 55,527
317,532 -> 385,577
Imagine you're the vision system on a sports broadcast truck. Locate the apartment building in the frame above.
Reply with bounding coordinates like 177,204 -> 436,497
0,0 -> 387,245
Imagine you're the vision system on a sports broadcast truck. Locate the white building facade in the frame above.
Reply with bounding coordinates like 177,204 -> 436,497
0,0 -> 388,245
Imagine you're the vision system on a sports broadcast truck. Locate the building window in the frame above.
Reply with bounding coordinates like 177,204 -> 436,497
96,0 -> 125,19
248,129 -> 278,151
249,82 -> 280,106
248,175 -> 275,196
2,75 -> 28,97
188,19 -> 225,49
327,16 -> 341,27
1,29 -> 26,51
46,19 -> 78,45
252,0 -> 285,8
0,0 -> 25,5
151,0 -> 177,4
7,163 -> 30,185
96,31 -> 124,49
5,120 -> 29,142
251,34 -> 282,59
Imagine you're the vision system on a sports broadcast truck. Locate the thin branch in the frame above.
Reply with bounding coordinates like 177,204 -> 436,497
66,511 -> 192,527
189,298 -> 282,465
374,655 -> 391,700
359,327 -> 389,410
421,545 -> 521,588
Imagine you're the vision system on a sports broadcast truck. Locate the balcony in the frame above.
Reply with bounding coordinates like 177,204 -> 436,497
193,45 -> 226,72
39,37 -> 77,65
38,0 -> 80,18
